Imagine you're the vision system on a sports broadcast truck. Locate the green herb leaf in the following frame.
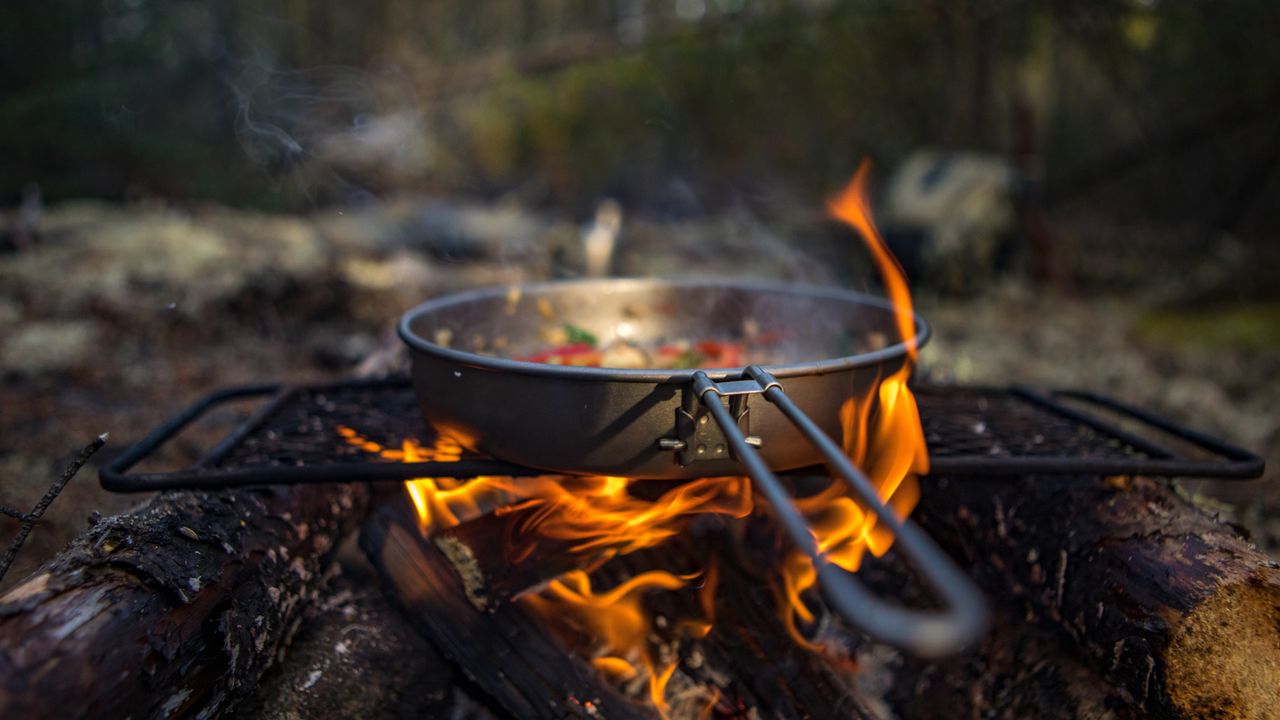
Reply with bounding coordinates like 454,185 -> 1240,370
671,349 -> 703,369
563,323 -> 598,347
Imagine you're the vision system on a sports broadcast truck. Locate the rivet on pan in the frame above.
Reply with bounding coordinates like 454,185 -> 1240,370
696,444 -> 706,455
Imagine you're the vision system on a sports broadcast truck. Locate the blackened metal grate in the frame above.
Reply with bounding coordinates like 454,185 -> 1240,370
100,377 -> 1263,493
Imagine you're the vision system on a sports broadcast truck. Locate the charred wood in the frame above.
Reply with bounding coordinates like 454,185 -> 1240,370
416,502 -> 884,720
857,554 -> 1136,720
360,499 -> 656,720
430,505 -> 613,610
610,525 -> 885,720
912,474 -> 1280,719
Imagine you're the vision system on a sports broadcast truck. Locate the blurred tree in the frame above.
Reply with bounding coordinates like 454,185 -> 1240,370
0,0 -> 1276,231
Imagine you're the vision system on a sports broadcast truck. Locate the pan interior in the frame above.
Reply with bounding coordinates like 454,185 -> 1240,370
402,279 -> 917,371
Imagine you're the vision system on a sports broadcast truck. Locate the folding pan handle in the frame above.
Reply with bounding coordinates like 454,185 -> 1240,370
691,367 -> 988,657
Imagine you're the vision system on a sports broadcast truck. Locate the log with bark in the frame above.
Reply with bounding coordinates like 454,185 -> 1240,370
0,343 -> 410,720
0,482 -> 366,719
911,474 -> 1280,720
855,553 -> 1136,720
243,557 -> 452,720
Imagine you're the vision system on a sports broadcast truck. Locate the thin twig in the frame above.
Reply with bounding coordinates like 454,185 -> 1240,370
0,433 -> 108,582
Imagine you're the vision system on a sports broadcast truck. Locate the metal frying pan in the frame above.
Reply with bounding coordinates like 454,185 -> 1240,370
399,277 -> 987,657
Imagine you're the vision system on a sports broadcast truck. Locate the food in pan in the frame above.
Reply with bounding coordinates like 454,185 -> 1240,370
517,329 -> 749,369
433,318 -> 890,369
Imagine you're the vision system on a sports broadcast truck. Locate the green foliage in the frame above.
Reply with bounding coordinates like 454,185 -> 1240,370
2,1 -> 1278,214
442,2 -> 1039,206
0,2 -> 288,206
1136,302 -> 1280,352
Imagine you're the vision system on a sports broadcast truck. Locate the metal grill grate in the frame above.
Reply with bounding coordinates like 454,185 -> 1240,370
917,387 -> 1149,461
99,377 -> 1263,493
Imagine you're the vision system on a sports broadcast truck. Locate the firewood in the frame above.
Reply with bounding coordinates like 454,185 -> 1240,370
0,483 -> 365,720
616,525 -> 885,720
429,505 -> 614,610
857,553 -> 1137,720
910,474 -> 1280,719
399,500 -> 884,720
0,344 -> 405,720
360,499 -> 656,720
655,511 -> 1131,720
243,566 -> 451,720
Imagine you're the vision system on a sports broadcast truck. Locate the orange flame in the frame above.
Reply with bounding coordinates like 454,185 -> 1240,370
336,428 -> 741,714
523,569 -> 691,713
777,160 -> 929,645
827,160 -> 920,363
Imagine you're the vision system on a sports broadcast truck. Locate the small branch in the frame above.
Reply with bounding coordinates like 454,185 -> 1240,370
0,433 -> 107,582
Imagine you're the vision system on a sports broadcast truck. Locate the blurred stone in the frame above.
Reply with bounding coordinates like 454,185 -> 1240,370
309,331 -> 376,370
582,199 -> 622,278
880,151 -> 1018,294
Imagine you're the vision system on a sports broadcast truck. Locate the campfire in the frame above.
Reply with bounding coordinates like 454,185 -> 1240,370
0,167 -> 1274,720
342,162 -> 941,717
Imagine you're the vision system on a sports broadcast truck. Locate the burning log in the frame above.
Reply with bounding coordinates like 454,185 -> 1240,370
0,483 -> 365,719
911,474 -> 1280,719
243,567 -> 451,720
610,526 -> 886,720
428,505 -> 610,610
365,480 -> 885,720
363,497 -> 660,717
361,499 -> 655,720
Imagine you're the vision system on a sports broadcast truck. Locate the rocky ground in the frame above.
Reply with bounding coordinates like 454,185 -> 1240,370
0,198 -> 1275,590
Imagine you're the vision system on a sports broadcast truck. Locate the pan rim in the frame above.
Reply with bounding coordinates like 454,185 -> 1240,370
397,277 -> 930,382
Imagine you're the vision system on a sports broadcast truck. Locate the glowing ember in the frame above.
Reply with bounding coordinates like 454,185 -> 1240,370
340,159 -> 928,717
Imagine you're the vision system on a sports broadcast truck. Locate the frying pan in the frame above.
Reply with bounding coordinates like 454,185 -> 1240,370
399,277 -> 987,657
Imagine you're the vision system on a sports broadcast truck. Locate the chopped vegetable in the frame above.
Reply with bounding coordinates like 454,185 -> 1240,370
509,314 -> 799,369
563,323 -> 598,347
519,342 -> 598,365
670,349 -> 704,369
